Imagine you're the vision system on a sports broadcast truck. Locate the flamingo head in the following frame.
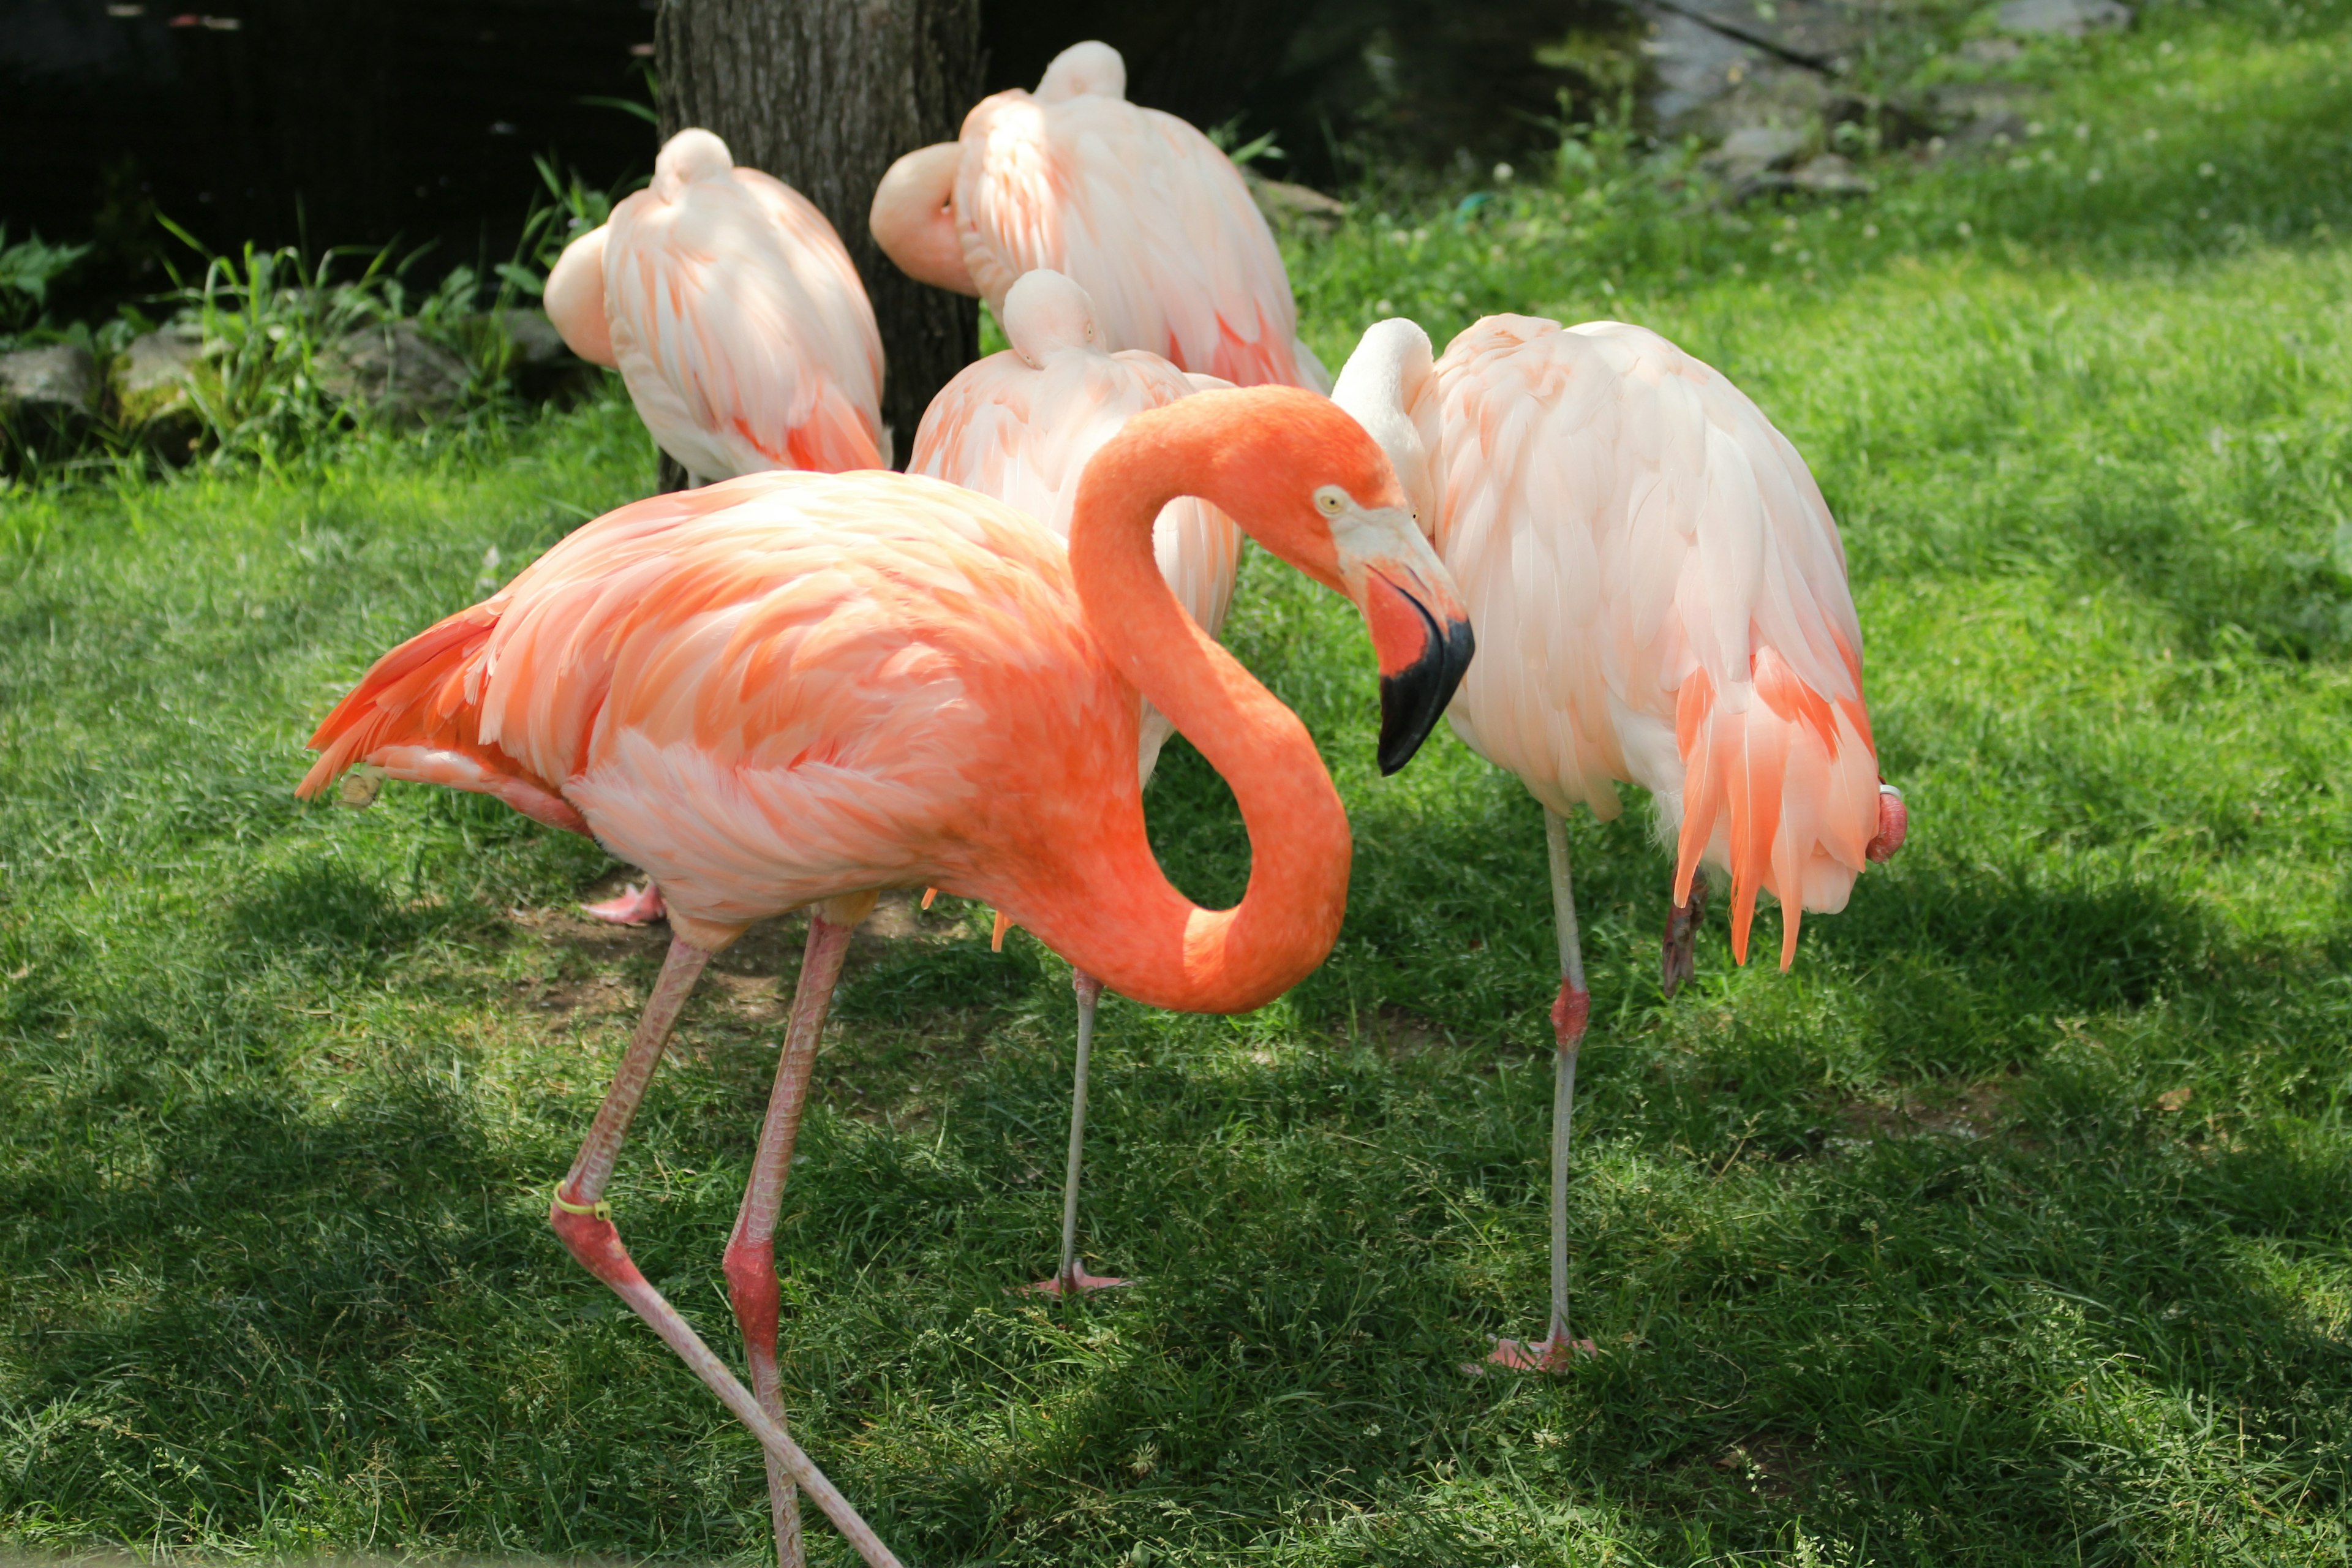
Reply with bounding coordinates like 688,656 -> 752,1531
870,141 -> 979,295
1330,317 -> 1441,537
1142,387 -> 1475,774
1001,270 -> 1101,367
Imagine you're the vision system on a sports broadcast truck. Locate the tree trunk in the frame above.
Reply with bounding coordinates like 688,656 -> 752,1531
655,0 -> 981,480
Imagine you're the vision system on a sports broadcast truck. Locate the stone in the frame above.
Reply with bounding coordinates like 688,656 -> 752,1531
491,307 -> 568,366
1961,37 -> 2026,62
1245,170 -> 1349,231
1791,151 -> 1873,195
1654,0 -> 1866,69
112,325 -> 203,426
1705,123 -> 1814,197
1998,0 -> 2130,33
1,343 -> 99,415
318,320 -> 470,424
1929,82 -> 2043,149
1715,124 -> 1812,168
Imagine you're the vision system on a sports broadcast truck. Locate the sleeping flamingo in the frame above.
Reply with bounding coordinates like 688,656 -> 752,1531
910,268 -> 1241,1295
545,126 -> 891,926
545,126 -> 889,483
869,40 -> 1329,392
298,386 -> 1473,1568
1332,315 -> 1906,1372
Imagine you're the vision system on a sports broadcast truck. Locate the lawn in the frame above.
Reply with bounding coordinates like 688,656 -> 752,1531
6,6 -> 2352,1565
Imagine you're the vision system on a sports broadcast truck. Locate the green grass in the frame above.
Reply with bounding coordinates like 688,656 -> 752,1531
7,8 -> 2352,1564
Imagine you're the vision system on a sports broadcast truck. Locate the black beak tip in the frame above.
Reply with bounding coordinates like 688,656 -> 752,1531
1375,613 -> 1475,776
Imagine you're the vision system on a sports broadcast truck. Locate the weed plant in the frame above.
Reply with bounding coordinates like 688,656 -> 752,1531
5,4 -> 2352,1566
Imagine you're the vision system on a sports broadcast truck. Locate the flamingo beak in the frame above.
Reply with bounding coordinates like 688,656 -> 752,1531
1338,506 -> 1475,775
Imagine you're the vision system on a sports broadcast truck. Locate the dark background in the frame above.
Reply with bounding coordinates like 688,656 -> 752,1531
0,0 -> 1623,314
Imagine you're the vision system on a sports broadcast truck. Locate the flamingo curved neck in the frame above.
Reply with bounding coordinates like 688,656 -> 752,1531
1046,426 -> 1352,1015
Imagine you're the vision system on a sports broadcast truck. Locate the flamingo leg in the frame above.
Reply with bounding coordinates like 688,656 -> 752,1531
1660,868 -> 1710,998
723,913 -> 858,1568
1027,971 -> 1129,1295
550,935 -> 903,1568
1491,808 -> 1599,1373
582,880 -> 669,926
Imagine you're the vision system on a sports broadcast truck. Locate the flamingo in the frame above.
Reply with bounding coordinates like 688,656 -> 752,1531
869,40 -> 1330,393
1332,314 -> 1907,1372
545,126 -> 891,927
296,386 -> 1474,1568
908,267 -> 1242,1295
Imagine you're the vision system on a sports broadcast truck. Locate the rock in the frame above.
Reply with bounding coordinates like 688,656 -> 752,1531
0,342 -> 101,469
111,325 -> 206,457
318,320 -> 470,424
478,307 -> 600,404
491,307 -> 568,366
1714,124 -> 1812,169
1961,37 -> 2026,63
1998,0 -> 2130,34
1653,0 -> 1866,69
1791,151 -> 1872,195
1929,83 -> 2042,149
1245,170 -> 1349,231
1,343 -> 99,415
1706,123 -> 1814,196
112,325 -> 203,425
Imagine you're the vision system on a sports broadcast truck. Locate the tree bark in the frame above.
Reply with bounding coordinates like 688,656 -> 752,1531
656,0 -> 981,478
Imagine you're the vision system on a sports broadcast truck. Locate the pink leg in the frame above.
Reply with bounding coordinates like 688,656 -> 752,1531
1023,971 -> 1129,1297
1493,808 -> 1599,1373
1660,868 -> 1710,999
723,914 -> 859,1568
551,935 -> 903,1568
582,880 -> 668,926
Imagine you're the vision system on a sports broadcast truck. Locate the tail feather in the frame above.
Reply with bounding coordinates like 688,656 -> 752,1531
781,385 -> 888,472
1672,646 -> 1880,970
297,603 -> 583,833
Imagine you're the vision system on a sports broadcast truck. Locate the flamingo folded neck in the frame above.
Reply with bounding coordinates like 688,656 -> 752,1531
1043,424 -> 1352,1015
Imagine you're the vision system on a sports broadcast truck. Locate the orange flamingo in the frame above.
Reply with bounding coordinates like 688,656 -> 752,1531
298,387 -> 1472,1568
1333,315 -> 1906,1371
869,40 -> 1329,391
546,126 -> 891,927
910,267 -> 1242,1294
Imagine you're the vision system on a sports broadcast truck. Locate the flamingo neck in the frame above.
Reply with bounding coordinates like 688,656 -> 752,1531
1046,429 -> 1353,1015
1330,321 -> 1439,530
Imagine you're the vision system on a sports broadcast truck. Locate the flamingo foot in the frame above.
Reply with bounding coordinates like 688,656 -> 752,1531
1660,869 -> 1709,998
583,881 -> 668,927
1020,1267 -> 1132,1297
1487,1333 -> 1597,1372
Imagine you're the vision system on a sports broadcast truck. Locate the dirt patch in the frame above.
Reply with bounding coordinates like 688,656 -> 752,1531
1838,1079 -> 2013,1144
1359,1005 -> 1459,1061
1704,1433 -> 1820,1499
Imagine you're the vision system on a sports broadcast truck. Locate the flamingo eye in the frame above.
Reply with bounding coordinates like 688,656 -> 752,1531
1084,321 -> 1095,341
1314,485 -> 1349,518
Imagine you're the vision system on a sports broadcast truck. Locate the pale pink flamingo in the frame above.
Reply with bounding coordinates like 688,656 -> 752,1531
297,386 -> 1472,1568
545,126 -> 891,927
1332,314 -> 1907,1372
869,40 -> 1330,393
908,267 -> 1242,1295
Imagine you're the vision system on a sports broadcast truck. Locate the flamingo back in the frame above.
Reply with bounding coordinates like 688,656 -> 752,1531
1427,315 -> 1881,967
606,140 -> 888,480
910,303 -> 1240,782
301,473 -> 1139,927
952,70 -> 1322,392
